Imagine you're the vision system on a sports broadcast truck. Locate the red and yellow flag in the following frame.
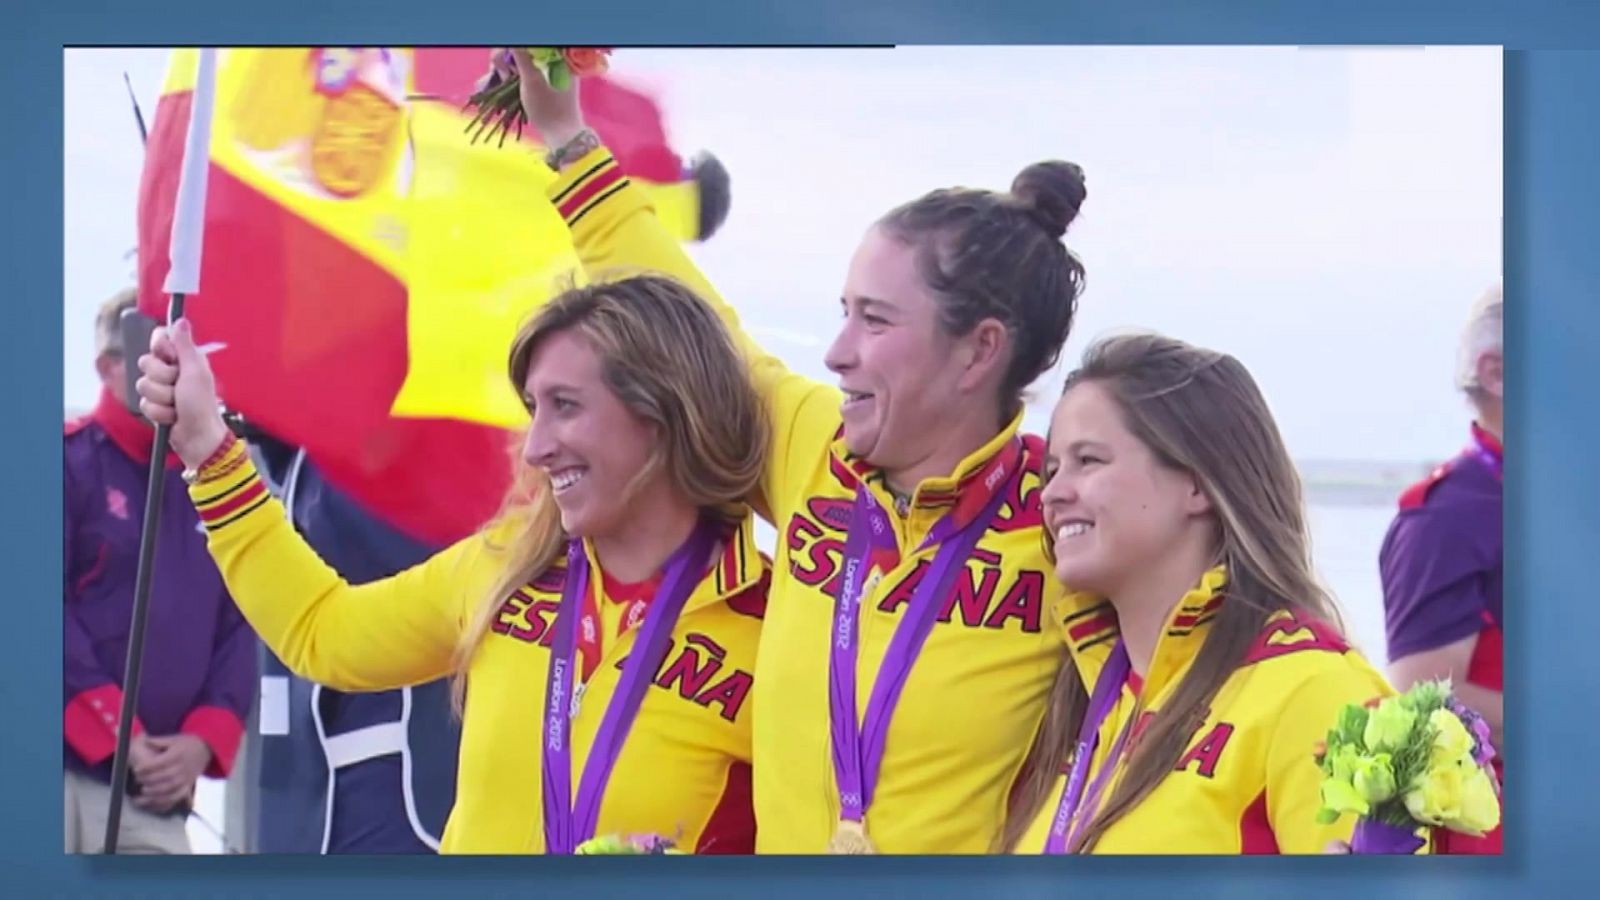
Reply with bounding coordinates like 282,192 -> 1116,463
137,47 -> 726,544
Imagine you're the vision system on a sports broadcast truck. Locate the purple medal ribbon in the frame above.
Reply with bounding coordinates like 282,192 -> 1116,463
1349,818 -> 1427,854
1043,639 -> 1133,854
540,516 -> 716,854
828,446 -> 1022,829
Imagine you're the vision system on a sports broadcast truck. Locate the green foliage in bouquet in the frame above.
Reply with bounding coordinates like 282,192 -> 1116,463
1314,679 -> 1500,836
465,47 -> 612,147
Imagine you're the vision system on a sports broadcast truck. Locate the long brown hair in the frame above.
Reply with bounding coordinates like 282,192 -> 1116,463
1000,332 -> 1344,853
448,274 -> 771,713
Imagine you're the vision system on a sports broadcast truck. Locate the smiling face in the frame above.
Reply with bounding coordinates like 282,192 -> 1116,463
520,328 -> 664,538
824,225 -> 971,469
1040,380 -> 1213,596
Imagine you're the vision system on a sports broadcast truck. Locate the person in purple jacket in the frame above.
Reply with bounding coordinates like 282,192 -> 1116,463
1378,283 -> 1503,854
63,288 -> 256,853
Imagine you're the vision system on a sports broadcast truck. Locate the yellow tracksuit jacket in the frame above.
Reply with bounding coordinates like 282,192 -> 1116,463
1015,567 -> 1422,854
190,438 -> 769,853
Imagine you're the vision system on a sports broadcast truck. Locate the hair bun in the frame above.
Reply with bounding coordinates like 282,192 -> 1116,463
1011,160 -> 1086,239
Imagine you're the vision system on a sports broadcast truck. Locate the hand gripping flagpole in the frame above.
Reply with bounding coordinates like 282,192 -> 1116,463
103,47 -> 217,854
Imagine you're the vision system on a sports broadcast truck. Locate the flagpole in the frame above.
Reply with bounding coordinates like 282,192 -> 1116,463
123,72 -> 148,146
103,47 -> 217,855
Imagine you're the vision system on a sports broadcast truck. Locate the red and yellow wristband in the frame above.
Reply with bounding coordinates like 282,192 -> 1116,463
550,147 -> 633,231
188,434 -> 271,533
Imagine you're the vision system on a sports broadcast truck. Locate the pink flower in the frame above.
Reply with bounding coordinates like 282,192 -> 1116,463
562,47 -> 612,78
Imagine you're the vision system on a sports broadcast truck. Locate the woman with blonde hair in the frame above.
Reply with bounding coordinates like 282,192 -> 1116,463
1004,333 -> 1409,854
136,275 -> 772,854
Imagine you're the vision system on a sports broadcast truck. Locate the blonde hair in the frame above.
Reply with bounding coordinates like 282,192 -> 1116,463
1001,332 -> 1345,853
449,274 -> 771,712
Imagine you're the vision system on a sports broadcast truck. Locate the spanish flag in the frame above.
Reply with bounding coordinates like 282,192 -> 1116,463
137,48 -> 729,544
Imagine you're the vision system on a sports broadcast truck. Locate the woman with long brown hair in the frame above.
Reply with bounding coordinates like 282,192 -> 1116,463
135,275 -> 772,853
1003,333 -> 1412,854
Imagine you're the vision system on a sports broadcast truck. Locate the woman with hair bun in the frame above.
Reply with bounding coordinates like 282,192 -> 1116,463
499,48 -> 1089,853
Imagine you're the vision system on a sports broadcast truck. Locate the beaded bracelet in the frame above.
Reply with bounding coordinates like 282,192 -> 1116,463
182,431 -> 241,485
200,445 -> 250,484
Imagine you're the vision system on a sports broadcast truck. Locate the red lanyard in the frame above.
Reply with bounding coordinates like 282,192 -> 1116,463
573,566 -> 662,682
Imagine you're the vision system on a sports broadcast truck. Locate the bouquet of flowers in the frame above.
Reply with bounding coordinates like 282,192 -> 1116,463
466,47 -> 612,146
575,833 -> 684,855
1314,679 -> 1501,853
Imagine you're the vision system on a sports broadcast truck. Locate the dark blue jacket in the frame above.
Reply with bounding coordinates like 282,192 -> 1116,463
251,441 -> 461,853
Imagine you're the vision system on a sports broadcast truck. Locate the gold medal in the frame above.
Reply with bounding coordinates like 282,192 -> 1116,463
828,819 -> 876,855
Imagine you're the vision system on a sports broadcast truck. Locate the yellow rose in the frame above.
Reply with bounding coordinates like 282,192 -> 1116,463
1363,697 -> 1418,753
1352,754 -> 1398,805
1446,766 -> 1502,836
1320,776 -> 1370,818
1429,708 -> 1476,768
1328,745 -> 1361,782
1404,761 -> 1466,825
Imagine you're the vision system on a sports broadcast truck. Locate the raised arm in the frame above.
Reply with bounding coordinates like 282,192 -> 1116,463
503,49 -> 843,518
137,320 -> 491,692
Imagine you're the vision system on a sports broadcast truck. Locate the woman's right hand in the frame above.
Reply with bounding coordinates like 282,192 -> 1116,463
489,48 -> 589,150
137,318 -> 230,469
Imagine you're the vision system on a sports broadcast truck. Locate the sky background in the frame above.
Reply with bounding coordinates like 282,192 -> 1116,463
64,45 -> 1501,464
